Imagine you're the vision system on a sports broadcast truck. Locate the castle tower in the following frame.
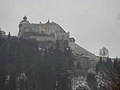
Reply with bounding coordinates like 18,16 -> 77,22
18,16 -> 30,37
19,15 -> 30,25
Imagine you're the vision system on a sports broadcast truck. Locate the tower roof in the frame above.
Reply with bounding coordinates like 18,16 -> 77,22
20,15 -> 30,24
23,15 -> 27,20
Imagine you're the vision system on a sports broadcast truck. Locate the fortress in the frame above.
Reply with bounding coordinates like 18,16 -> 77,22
18,16 -> 75,49
18,16 -> 98,72
18,16 -> 70,42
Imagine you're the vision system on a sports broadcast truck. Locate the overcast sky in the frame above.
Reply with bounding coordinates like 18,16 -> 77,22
0,0 -> 120,57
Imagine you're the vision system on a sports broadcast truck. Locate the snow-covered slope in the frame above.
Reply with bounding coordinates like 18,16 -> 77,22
68,42 -> 97,60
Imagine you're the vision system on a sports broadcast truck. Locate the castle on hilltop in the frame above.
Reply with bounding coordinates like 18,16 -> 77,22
18,16 -> 98,73
18,16 -> 75,49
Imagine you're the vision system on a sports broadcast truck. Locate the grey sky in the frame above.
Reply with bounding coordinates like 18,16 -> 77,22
0,0 -> 120,57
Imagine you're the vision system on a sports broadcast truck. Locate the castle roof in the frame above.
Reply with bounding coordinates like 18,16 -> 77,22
20,16 -> 30,24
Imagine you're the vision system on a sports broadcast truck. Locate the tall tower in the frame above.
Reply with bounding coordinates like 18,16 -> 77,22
18,16 -> 30,37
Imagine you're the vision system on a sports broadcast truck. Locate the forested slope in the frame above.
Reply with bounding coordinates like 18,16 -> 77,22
0,34 -> 74,90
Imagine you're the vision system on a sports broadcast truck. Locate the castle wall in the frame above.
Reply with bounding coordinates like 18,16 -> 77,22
29,36 -> 56,42
19,22 -> 69,41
